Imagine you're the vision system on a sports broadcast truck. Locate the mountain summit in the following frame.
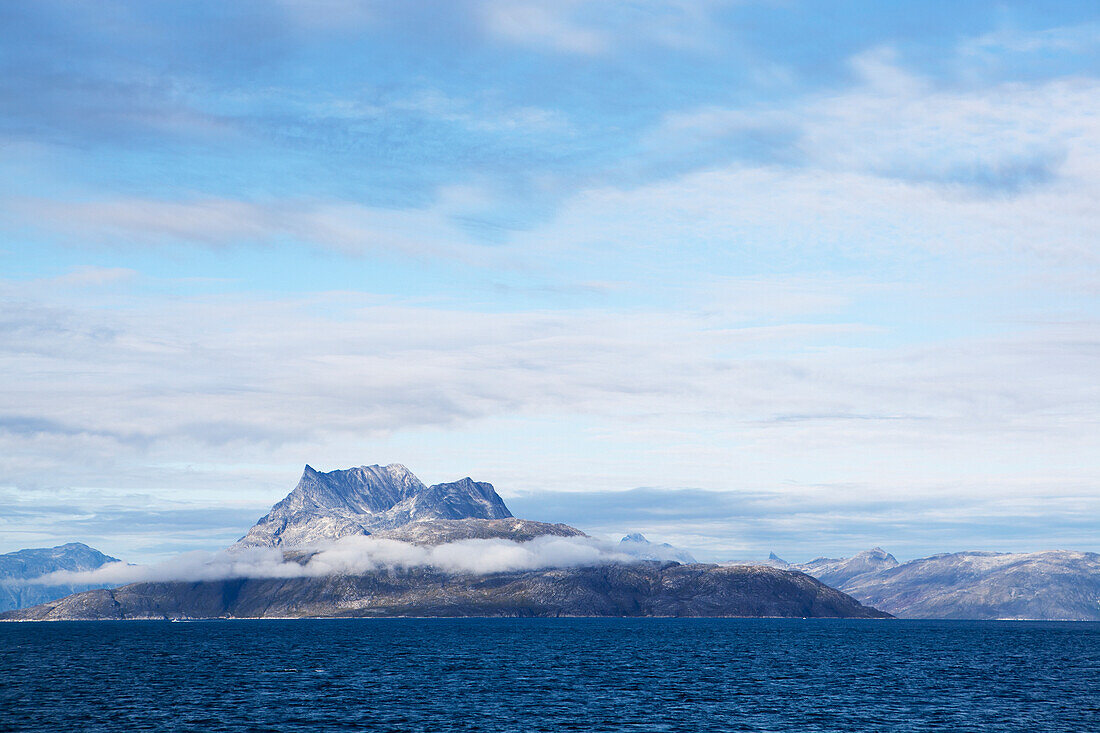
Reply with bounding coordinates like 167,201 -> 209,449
236,464 -> 513,548
795,547 -> 899,588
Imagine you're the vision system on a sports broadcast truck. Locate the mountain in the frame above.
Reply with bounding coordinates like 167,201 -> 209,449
794,549 -> 1100,620
1,563 -> 890,620
618,533 -> 697,564
764,552 -> 789,568
236,464 -> 514,548
0,542 -> 120,612
0,463 -> 892,621
794,547 -> 899,588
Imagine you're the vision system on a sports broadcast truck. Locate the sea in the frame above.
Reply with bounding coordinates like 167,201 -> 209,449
2,619 -> 1098,732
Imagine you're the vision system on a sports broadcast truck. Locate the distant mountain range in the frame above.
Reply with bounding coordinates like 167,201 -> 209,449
0,543 -> 119,612
3,463 -> 1097,621
619,533 -> 697,564
1,464 -> 883,620
768,548 -> 1100,620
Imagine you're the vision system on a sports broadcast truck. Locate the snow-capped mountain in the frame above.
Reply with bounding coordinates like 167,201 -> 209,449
235,464 -> 514,548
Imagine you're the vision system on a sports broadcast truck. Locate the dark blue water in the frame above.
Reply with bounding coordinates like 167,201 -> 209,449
2,619 -> 1098,732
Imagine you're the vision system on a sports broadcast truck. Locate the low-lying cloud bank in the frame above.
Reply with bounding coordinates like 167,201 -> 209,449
24,535 -> 667,588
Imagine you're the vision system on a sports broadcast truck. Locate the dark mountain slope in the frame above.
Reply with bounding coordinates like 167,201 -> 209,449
2,563 -> 890,620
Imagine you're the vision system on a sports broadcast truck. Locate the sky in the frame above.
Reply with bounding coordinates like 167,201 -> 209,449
2,0 -> 1099,564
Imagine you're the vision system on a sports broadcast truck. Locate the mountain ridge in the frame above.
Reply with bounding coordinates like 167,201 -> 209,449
236,463 -> 514,549
788,548 -> 1100,620
793,547 -> 900,588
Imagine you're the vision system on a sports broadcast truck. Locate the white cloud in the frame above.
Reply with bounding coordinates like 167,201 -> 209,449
43,266 -> 137,288
650,50 -> 1100,199
520,163 -> 1100,270
1,280 -> 1097,511
482,2 -> 607,54
311,87 -> 574,137
9,194 -> 509,265
560,65 -> 1100,270
478,0 -> 739,56
959,22 -> 1100,57
25,534 -> 648,586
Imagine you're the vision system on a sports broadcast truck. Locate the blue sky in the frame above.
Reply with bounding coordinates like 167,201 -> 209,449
2,0 -> 1099,563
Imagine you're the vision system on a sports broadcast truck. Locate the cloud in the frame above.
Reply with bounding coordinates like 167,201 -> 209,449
478,0 -> 737,56
648,51 -> 1099,196
24,534 -> 651,587
0,484 -> 277,559
0,295 -> 999,446
3,13 -> 1100,564
7,186 -> 545,262
1,281 -> 1097,478
521,161 -> 1100,270
959,22 -> 1100,58
481,2 -> 607,55
43,266 -> 137,288
9,197 -> 468,259
383,89 -> 574,135
9,33 -> 1100,259
1,277 -> 1098,563
510,486 -> 1100,562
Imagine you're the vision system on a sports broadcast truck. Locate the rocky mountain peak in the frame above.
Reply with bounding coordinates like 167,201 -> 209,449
857,547 -> 899,565
236,463 -> 513,549
765,552 -> 790,568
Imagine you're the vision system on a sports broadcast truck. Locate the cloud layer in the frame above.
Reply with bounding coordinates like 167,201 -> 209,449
25,535 -> 650,587
2,271 -> 1098,561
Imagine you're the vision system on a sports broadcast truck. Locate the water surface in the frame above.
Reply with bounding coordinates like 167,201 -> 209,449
2,619 -> 1098,732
